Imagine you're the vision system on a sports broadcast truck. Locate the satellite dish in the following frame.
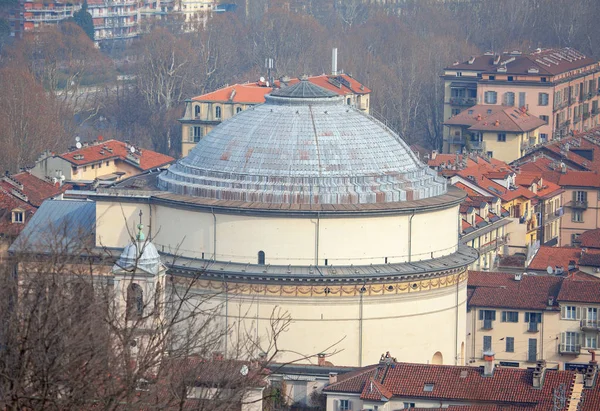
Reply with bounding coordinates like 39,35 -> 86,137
240,364 -> 249,376
130,146 -> 136,154
75,142 -> 82,149
75,136 -> 80,142
265,81 -> 270,87
259,76 -> 265,83
546,266 -> 553,275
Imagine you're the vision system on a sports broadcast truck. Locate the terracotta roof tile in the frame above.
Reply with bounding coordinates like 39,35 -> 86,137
2,172 -> 64,207
579,229 -> 600,249
59,140 -> 174,171
528,246 -> 581,271
558,171 -> 600,188
579,251 -> 600,267
468,271 -> 562,310
557,278 -> 600,303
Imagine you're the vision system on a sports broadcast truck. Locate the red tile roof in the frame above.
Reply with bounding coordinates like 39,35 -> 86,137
579,229 -> 600,249
0,187 -> 35,237
59,140 -> 174,171
557,278 -> 600,303
468,271 -> 562,310
1,172 -> 64,207
191,74 -> 371,103
360,377 -> 392,400
558,171 -> 600,188
446,105 -> 545,133
528,246 -> 581,271
324,360 -> 574,410
578,250 -> 600,267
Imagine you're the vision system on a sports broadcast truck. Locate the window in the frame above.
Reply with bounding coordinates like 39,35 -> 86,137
574,190 -> 588,203
479,310 -> 496,321
501,311 -> 518,322
91,164 -> 95,169
487,151 -> 493,158
540,133 -> 548,142
126,283 -> 144,321
572,233 -> 581,246
564,331 -> 579,351
215,106 -> 222,119
456,72 -> 462,77
504,92 -> 515,106
451,108 -> 461,116
528,338 -> 537,362
106,161 -> 110,166
538,92 -> 549,106
98,162 -> 102,168
497,133 -> 507,142
347,97 -> 351,105
563,305 -> 578,320
585,334 -> 598,349
339,399 -> 351,410
483,335 -> 492,351
423,383 -> 434,392
258,250 -> 265,265
236,107 -> 243,113
194,105 -> 200,117
506,337 -> 515,352
541,77 -> 548,82
11,210 -> 24,224
403,404 -> 416,409
468,110 -> 474,115
572,210 -> 584,223
489,75 -> 495,81
508,76 -> 514,82
525,312 -> 542,323
519,92 -> 527,108
484,91 -> 498,104
539,115 -> 549,124
190,126 -> 203,143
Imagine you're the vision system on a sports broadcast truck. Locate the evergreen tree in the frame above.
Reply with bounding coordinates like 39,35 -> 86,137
72,0 -> 94,41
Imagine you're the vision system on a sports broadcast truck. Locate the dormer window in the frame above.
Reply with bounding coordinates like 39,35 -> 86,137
11,209 -> 24,224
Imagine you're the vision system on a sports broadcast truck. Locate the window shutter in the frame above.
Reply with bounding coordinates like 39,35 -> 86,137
561,306 -> 566,319
576,332 -> 581,346
348,400 -> 353,410
502,311 -> 506,322
525,312 -> 530,322
577,306 -> 582,320
479,310 -> 484,320
334,400 -> 339,411
492,310 -> 496,321
561,332 -> 565,345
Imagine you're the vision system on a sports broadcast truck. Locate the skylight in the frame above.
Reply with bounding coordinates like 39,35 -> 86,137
424,383 -> 434,392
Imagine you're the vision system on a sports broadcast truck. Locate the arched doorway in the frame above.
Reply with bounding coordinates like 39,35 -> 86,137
432,351 -> 443,365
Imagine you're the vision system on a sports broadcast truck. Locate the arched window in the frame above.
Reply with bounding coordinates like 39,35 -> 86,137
215,106 -> 222,119
236,107 -> 243,113
127,283 -> 144,321
432,351 -> 443,365
258,251 -> 265,265
194,105 -> 200,117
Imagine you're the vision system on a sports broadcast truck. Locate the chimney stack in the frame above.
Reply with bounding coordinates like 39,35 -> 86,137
318,353 -> 326,367
483,351 -> 495,377
584,350 -> 598,388
532,360 -> 547,388
332,48 -> 338,76
329,372 -> 338,385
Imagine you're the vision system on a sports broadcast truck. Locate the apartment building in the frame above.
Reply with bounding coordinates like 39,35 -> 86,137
442,48 -> 600,150
467,270 -> 600,371
459,195 -> 511,271
443,104 -> 545,162
31,139 -> 174,188
429,153 -> 562,258
180,74 -> 371,156
7,0 -> 77,37
322,351 -> 579,410
88,0 -> 138,43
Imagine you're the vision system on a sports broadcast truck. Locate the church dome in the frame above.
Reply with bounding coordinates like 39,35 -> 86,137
158,80 -> 446,205
113,224 -> 162,275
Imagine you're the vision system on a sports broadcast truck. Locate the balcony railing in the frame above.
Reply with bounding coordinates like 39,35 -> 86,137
449,97 -> 477,106
581,319 -> 600,330
527,322 -> 539,333
559,344 -> 581,354
467,140 -> 486,151
478,237 -> 508,254
482,319 -> 493,330
445,136 -> 466,145
570,200 -> 588,209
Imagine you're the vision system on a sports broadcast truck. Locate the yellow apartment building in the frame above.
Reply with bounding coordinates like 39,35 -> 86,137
444,104 -> 545,162
467,271 -> 600,370
179,74 -> 371,156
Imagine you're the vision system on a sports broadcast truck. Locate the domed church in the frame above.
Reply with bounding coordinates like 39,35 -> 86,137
74,80 -> 476,366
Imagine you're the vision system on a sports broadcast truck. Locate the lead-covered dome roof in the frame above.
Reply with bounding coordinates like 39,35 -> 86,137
159,80 -> 446,205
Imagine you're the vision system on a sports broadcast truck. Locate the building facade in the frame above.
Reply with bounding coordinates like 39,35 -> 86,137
443,48 -> 600,149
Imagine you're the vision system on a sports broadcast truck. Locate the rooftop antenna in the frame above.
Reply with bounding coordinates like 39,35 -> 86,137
265,58 -> 275,88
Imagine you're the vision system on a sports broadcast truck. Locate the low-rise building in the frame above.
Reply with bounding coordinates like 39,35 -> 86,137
443,104 -> 545,162
31,139 -> 174,189
467,270 -> 600,371
179,74 -> 371,156
322,351 -> 579,410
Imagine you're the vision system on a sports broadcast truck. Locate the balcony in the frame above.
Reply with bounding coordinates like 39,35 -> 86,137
449,97 -> 477,106
482,319 -> 493,330
559,344 -> 581,355
581,319 -> 600,331
445,136 -> 466,145
467,140 -> 486,151
527,322 -> 539,333
479,236 -> 508,254
569,200 -> 588,209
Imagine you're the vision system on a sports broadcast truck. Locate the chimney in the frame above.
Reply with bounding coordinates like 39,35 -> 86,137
329,372 -> 338,385
584,350 -> 598,388
548,296 -> 555,306
318,353 -> 326,366
468,56 -> 475,65
332,48 -> 338,76
483,351 -> 495,377
431,150 -> 438,160
532,360 -> 547,388
212,352 -> 224,361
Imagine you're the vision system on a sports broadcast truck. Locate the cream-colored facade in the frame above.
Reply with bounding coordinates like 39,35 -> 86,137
32,154 -> 138,183
92,192 -> 472,367
561,185 -> 600,247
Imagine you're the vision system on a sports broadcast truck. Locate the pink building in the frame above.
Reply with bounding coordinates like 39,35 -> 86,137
443,48 -> 600,153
